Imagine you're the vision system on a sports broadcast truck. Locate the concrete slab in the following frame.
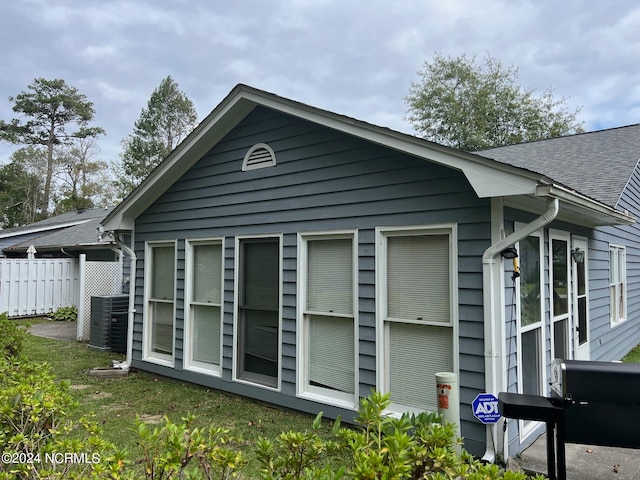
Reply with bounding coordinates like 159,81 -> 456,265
515,433 -> 640,480
27,320 -> 77,341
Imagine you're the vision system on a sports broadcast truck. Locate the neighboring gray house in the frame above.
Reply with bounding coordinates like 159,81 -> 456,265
100,84 -> 640,460
1,207 -> 118,260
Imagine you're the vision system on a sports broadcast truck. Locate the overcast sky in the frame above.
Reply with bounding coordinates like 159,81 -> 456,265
1,0 -> 639,166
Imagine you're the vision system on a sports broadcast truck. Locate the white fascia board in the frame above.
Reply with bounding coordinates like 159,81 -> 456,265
537,184 -> 635,225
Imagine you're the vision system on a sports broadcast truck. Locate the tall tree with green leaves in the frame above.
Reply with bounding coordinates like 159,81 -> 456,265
0,147 -> 47,227
118,76 -> 198,195
404,54 -> 584,151
0,78 -> 105,216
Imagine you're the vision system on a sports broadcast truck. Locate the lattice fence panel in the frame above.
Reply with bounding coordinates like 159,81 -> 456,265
80,261 -> 123,341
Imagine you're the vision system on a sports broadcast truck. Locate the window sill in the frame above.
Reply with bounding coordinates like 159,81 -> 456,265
184,363 -> 222,377
298,390 -> 356,411
143,354 -> 174,368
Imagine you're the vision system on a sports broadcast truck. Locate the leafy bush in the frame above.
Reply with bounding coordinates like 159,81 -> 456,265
135,414 -> 246,479
0,359 -> 126,479
256,390 -> 546,480
50,306 -> 78,322
0,313 -> 25,360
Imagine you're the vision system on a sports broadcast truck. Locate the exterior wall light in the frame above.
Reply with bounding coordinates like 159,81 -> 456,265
571,248 -> 585,264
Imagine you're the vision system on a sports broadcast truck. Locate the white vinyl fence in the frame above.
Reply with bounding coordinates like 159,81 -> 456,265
0,258 -> 79,317
1,255 -> 124,341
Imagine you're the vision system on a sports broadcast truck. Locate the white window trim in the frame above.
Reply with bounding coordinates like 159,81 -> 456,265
183,238 -> 224,376
296,230 -> 359,410
143,240 -> 176,368
514,227 -> 546,440
609,244 -> 627,326
375,224 -> 459,415
232,234 -> 283,392
549,230 -> 571,360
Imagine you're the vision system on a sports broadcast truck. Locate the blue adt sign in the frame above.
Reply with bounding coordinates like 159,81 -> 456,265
472,393 -> 501,424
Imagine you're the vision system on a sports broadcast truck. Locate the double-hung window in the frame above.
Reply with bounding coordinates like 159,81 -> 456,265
299,233 -> 356,407
377,226 -> 456,414
185,240 -> 223,374
145,242 -> 176,365
610,245 -> 626,324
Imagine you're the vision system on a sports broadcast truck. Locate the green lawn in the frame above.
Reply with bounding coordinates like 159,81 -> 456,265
19,319 -> 336,478
622,343 -> 640,363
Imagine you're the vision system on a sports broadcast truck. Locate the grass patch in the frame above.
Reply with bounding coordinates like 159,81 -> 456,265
622,343 -> 640,363
19,319 -> 335,478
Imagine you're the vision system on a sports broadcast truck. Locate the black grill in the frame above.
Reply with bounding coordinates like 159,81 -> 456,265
499,359 -> 640,480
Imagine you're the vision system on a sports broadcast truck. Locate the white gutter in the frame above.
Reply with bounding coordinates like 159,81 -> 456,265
481,197 -> 559,463
111,232 -> 136,371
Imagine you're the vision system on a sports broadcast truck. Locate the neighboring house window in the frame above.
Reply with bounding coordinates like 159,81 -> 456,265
298,233 -> 356,407
242,143 -> 276,171
236,237 -> 280,388
550,232 -> 570,360
145,242 -> 176,365
377,226 -> 456,414
516,232 -> 544,437
610,245 -> 626,324
185,240 -> 223,374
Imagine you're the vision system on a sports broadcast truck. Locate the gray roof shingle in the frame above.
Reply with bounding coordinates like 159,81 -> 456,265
475,124 -> 640,207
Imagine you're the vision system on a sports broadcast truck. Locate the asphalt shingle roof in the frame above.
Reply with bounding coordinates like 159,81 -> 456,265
475,124 -> 640,208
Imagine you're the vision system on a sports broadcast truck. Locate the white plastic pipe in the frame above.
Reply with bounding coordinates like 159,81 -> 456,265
436,371 -> 461,453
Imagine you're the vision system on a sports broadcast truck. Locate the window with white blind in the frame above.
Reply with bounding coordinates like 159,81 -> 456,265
145,242 -> 176,365
610,245 -> 626,325
377,227 -> 456,414
185,240 -> 223,374
299,234 -> 356,407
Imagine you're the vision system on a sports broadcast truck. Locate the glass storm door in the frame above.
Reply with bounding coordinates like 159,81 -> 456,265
573,238 -> 589,360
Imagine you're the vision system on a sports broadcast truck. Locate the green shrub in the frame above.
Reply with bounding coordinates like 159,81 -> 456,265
0,359 -> 126,479
135,413 -> 246,479
50,306 -> 78,322
257,390 -> 546,480
256,412 -> 345,479
0,313 -> 25,360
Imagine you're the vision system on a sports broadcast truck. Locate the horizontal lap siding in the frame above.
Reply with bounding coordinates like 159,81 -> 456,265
592,168 -> 640,361
132,106 -> 490,454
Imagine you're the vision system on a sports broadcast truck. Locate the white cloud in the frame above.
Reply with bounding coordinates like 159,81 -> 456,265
1,0 -> 640,165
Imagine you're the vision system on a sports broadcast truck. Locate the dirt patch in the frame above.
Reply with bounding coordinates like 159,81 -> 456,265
70,384 -> 91,390
90,391 -> 112,400
138,414 -> 164,424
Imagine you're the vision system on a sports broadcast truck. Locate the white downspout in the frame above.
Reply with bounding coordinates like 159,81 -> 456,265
112,232 -> 136,371
481,197 -> 559,463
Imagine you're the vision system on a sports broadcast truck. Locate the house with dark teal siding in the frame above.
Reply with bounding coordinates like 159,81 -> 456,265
101,84 -> 640,460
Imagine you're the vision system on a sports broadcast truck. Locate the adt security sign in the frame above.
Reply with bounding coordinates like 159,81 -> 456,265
472,393 -> 501,424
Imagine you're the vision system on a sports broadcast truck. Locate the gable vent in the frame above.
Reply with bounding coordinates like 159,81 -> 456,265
242,143 -> 276,171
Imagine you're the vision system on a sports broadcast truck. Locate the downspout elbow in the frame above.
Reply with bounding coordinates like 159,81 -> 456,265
483,198 -> 559,264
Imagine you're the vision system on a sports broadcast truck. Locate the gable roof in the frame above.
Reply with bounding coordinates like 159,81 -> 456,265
2,207 -> 115,255
476,124 -> 640,208
101,84 -> 633,232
